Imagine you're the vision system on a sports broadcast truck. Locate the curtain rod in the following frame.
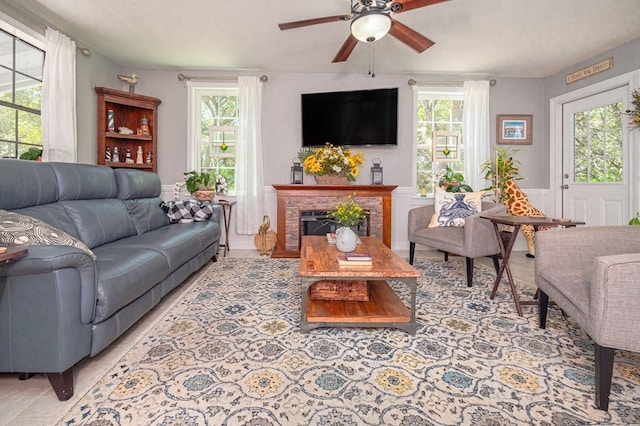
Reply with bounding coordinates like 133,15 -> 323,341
408,78 -> 497,87
177,73 -> 268,83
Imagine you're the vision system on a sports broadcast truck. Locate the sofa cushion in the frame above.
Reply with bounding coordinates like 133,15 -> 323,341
61,200 -> 137,248
0,209 -> 96,259
428,187 -> 483,228
109,221 -> 220,270
0,159 -> 58,210
12,204 -> 81,239
123,198 -> 169,234
51,162 -> 118,201
91,245 -> 170,323
115,169 -> 161,200
160,200 -> 214,223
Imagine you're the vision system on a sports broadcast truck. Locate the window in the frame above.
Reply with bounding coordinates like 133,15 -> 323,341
0,26 -> 44,159
189,85 -> 238,194
415,88 -> 465,196
573,101 -> 623,183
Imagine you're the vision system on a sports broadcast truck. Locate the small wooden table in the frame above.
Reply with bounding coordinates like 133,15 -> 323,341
215,199 -> 236,257
480,215 -> 585,316
299,236 -> 420,335
0,246 -> 28,268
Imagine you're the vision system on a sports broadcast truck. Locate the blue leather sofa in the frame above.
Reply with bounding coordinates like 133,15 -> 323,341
0,159 -> 221,400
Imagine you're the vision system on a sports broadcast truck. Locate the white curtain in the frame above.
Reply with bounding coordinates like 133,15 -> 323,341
42,27 -> 77,162
235,76 -> 265,235
462,80 -> 490,192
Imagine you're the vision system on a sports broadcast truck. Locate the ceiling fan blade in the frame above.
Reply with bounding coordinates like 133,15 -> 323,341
389,19 -> 434,53
388,0 -> 449,14
332,34 -> 359,63
278,15 -> 350,31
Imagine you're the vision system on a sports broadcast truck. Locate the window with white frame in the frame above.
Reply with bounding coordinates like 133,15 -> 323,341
415,87 -> 465,196
0,25 -> 44,159
188,85 -> 238,194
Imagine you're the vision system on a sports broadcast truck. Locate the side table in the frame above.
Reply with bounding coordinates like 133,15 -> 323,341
0,246 -> 28,269
480,215 -> 584,316
216,199 -> 236,257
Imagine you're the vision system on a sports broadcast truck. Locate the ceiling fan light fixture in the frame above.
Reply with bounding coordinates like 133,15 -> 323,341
350,11 -> 391,43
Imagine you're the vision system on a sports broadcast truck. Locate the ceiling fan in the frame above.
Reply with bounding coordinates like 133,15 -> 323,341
278,0 -> 449,63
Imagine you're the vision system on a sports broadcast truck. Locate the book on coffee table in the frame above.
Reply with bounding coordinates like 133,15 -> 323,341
335,253 -> 372,266
345,252 -> 372,261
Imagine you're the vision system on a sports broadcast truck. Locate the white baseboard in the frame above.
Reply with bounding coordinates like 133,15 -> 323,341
160,184 -> 550,253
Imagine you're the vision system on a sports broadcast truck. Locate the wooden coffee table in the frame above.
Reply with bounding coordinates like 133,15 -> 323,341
299,236 -> 420,335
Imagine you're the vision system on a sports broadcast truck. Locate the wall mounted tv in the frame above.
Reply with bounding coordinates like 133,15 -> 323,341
301,87 -> 398,147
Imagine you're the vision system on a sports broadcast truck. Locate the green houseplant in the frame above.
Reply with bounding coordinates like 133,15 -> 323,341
480,146 -> 523,203
436,165 -> 473,193
19,147 -> 43,161
184,170 -> 215,201
326,194 -> 368,252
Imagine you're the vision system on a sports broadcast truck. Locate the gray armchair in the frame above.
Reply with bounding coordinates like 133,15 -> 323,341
535,225 -> 640,410
408,201 -> 506,287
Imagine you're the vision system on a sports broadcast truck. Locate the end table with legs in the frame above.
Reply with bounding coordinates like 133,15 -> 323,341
480,215 -> 584,316
216,199 -> 236,257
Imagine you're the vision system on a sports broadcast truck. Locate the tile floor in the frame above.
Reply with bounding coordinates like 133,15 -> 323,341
0,248 -> 535,425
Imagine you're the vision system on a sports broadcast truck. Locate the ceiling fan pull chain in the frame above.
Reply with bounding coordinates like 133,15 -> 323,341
370,43 -> 376,78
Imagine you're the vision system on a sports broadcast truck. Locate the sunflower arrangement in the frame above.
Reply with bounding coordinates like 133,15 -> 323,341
298,142 -> 365,181
326,193 -> 368,227
626,88 -> 640,129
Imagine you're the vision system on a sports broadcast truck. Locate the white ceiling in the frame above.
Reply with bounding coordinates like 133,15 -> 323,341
11,0 -> 640,78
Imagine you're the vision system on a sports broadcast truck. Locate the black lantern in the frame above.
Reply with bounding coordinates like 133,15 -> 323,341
371,158 -> 383,185
291,158 -> 304,184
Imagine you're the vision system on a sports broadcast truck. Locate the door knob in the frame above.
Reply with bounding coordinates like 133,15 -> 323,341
561,184 -> 569,189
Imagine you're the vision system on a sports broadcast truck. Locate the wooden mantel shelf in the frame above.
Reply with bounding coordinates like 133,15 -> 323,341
271,184 -> 397,258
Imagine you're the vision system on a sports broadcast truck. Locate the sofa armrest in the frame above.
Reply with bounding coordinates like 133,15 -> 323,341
209,204 -> 223,225
0,246 -> 96,324
589,253 -> 640,352
408,203 -> 435,237
464,203 -> 506,249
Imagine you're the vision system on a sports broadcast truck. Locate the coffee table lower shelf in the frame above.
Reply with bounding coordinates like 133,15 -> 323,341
301,280 -> 415,335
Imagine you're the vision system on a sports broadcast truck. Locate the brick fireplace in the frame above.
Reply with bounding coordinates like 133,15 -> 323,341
271,184 -> 397,258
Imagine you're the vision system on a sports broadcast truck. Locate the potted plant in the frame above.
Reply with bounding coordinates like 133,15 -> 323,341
298,142 -> 365,184
480,146 -> 523,203
184,170 -> 215,201
326,193 -> 368,252
436,165 -> 473,193
19,147 -> 43,161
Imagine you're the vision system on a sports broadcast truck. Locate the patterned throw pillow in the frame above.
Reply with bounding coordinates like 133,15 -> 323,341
0,209 -> 97,260
428,187 -> 484,228
159,200 -> 214,224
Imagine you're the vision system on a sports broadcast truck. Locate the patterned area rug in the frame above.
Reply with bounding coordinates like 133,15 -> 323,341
58,257 -> 640,425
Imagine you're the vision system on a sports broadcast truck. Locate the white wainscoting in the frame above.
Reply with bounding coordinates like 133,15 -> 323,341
161,184 -> 550,253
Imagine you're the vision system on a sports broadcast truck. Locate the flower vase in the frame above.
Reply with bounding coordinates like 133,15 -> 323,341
335,226 -> 358,253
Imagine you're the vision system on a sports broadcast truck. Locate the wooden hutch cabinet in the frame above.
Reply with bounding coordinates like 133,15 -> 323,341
95,87 -> 161,172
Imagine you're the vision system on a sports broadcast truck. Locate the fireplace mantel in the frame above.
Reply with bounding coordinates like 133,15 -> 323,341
271,184 -> 397,258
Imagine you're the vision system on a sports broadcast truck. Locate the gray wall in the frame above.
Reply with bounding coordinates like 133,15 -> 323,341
72,37 -> 640,193
75,51 -> 121,164
113,70 -> 546,190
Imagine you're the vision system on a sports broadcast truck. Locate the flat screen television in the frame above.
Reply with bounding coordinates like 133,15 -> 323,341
301,87 -> 398,147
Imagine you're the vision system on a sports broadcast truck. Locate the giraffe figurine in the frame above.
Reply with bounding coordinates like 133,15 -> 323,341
502,177 -> 548,257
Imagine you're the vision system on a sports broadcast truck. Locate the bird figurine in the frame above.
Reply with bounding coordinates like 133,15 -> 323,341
258,215 -> 271,257
117,73 -> 138,93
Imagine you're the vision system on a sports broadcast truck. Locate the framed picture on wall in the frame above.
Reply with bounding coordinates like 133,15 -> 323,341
496,114 -> 532,145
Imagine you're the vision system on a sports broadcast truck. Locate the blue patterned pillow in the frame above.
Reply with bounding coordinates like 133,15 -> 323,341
428,187 -> 483,228
0,209 -> 96,259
